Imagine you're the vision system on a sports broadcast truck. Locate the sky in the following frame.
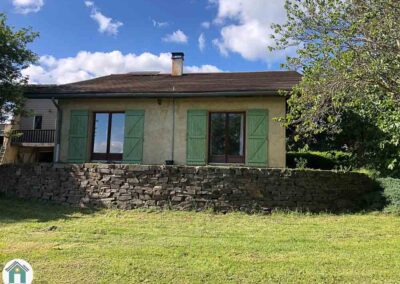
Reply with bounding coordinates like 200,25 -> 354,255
1,0 -> 290,85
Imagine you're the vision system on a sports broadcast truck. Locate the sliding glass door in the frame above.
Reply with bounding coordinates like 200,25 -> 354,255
209,112 -> 245,163
92,112 -> 125,161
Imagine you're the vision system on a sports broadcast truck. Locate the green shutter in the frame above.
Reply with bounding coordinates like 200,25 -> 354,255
186,110 -> 207,165
123,110 -> 145,164
68,110 -> 89,163
246,109 -> 268,167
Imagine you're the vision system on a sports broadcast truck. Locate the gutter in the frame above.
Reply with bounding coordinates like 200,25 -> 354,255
24,90 -> 289,99
171,97 -> 175,163
51,98 -> 62,163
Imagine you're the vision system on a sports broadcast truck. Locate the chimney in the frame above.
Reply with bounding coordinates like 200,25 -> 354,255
171,52 -> 184,76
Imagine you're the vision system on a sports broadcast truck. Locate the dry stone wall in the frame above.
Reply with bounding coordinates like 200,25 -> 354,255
0,163 -> 376,212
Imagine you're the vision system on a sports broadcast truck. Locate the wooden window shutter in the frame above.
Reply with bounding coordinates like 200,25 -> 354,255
186,110 -> 207,165
68,110 -> 89,163
123,110 -> 145,164
246,109 -> 268,167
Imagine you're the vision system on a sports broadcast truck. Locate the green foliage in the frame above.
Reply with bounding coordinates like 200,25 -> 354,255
293,156 -> 308,169
354,168 -> 380,179
270,0 -> 400,176
0,13 -> 38,123
287,151 -> 351,170
377,178 -> 400,213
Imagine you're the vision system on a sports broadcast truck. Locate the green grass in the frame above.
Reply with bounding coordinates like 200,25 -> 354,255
1,199 -> 400,283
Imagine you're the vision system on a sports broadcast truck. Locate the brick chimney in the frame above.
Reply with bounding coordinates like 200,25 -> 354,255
171,52 -> 184,76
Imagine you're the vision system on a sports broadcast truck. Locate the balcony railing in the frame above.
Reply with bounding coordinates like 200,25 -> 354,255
11,130 -> 55,145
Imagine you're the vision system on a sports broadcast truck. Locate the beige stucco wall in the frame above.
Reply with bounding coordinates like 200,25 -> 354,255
59,96 -> 286,167
19,99 -> 57,130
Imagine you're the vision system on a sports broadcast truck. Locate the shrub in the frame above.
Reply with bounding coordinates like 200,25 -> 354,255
377,178 -> 400,213
287,151 -> 352,170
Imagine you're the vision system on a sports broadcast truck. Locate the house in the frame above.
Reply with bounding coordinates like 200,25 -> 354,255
24,52 -> 301,167
5,260 -> 30,284
0,99 -> 57,164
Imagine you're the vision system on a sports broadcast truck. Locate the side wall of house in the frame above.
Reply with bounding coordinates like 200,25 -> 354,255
58,96 -> 286,167
19,99 -> 57,130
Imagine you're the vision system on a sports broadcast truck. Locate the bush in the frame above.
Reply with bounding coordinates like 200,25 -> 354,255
287,151 -> 352,170
377,178 -> 400,213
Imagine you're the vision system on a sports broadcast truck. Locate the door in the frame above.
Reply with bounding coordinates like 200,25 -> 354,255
209,112 -> 245,163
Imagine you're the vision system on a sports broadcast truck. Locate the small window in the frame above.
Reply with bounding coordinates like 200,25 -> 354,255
34,115 -> 43,130
209,112 -> 245,163
92,112 -> 125,161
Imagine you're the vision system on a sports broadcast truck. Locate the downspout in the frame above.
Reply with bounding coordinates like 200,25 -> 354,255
171,97 -> 175,163
51,98 -> 62,163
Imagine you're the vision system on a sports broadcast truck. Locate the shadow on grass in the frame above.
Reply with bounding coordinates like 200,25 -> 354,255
0,197 -> 100,223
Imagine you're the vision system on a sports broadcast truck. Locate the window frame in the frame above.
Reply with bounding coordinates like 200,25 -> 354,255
91,111 -> 125,161
208,111 -> 246,164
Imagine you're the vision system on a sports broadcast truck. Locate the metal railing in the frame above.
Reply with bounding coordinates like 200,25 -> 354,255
11,130 -> 55,144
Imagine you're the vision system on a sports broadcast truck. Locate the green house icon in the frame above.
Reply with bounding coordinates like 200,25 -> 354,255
5,261 -> 29,284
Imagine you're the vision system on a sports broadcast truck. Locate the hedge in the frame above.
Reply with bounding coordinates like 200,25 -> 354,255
376,178 -> 400,213
287,151 -> 352,170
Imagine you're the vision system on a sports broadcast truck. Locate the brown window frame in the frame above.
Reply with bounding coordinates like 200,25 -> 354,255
91,112 -> 124,161
208,111 -> 246,164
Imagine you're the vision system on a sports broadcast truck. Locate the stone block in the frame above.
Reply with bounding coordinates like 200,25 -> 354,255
127,177 -> 140,184
118,194 -> 132,201
99,169 -> 111,174
171,196 -> 183,202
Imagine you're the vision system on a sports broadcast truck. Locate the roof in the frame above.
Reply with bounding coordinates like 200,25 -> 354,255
5,261 -> 29,272
25,71 -> 302,99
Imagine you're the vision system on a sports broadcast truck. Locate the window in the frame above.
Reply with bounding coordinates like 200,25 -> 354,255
34,115 -> 43,130
209,112 -> 245,163
92,112 -> 125,161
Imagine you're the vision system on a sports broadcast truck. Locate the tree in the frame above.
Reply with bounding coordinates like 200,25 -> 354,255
0,13 -> 38,123
270,0 -> 400,176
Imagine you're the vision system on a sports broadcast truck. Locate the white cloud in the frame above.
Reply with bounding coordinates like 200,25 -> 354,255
162,30 -> 188,44
185,65 -> 221,73
22,51 -> 222,84
152,19 -> 169,28
210,0 -> 290,62
85,1 -> 123,35
201,21 -> 211,29
90,11 -> 123,35
198,33 -> 206,52
84,1 -> 94,7
12,0 -> 44,14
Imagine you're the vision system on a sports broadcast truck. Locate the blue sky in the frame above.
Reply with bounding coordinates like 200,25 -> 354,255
1,0 -> 289,84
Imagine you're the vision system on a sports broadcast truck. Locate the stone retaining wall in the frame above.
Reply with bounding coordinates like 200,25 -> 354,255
0,164 -> 376,212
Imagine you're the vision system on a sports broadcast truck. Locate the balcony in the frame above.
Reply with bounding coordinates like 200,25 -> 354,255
11,130 -> 55,147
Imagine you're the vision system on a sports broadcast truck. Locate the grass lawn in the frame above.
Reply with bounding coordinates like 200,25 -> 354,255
1,198 -> 400,283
